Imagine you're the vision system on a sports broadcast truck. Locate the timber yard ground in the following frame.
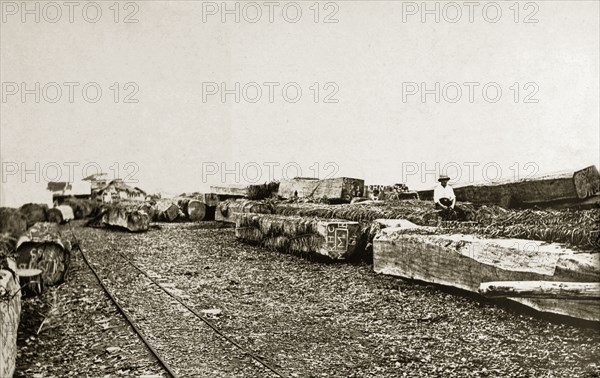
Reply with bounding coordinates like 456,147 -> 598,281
15,221 -> 600,378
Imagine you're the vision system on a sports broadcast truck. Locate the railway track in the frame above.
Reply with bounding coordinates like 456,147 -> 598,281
70,226 -> 287,378
64,222 -> 600,378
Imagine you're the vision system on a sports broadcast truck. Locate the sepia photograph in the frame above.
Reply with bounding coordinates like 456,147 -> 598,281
0,1 -> 599,377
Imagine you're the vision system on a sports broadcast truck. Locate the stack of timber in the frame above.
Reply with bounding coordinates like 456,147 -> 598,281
278,177 -> 365,202
373,228 -> 600,321
0,258 -> 21,378
272,201 -> 598,250
179,192 -> 219,207
88,202 -> 151,232
235,213 -> 364,260
210,198 -> 599,250
417,165 -> 600,209
15,222 -> 70,285
215,199 -> 275,223
47,205 -> 75,224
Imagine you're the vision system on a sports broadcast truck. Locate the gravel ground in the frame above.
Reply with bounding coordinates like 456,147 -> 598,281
15,223 -> 165,377
85,239 -> 280,378
68,221 -> 600,378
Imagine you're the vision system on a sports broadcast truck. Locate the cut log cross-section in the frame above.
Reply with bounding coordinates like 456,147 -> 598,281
318,221 -> 362,259
186,199 -> 206,221
15,222 -> 70,286
177,198 -> 207,221
17,243 -> 69,285
573,165 -> 600,198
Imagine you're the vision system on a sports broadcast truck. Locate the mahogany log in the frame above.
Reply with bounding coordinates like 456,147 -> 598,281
374,229 -> 600,321
235,213 -> 363,260
0,258 -> 20,378
16,222 -> 70,285
177,198 -> 207,221
417,165 -> 600,208
278,177 -> 364,201
480,281 -> 600,299
0,208 -> 27,252
215,199 -> 273,223
19,203 -> 48,227
154,200 -> 180,222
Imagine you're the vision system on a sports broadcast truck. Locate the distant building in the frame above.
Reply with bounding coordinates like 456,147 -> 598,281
96,179 -> 146,203
83,173 -> 109,196
47,181 -> 92,205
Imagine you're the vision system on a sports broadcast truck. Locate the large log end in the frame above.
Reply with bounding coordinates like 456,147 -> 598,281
16,243 -> 69,285
186,200 -> 207,221
573,165 -> 600,199
316,221 -> 361,260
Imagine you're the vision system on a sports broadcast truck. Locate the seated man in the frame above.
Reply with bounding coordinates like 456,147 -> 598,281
433,175 -> 455,210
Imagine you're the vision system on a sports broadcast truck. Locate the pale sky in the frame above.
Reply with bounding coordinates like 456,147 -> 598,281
1,1 -> 598,207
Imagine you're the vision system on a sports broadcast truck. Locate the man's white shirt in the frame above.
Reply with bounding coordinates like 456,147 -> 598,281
433,184 -> 455,203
